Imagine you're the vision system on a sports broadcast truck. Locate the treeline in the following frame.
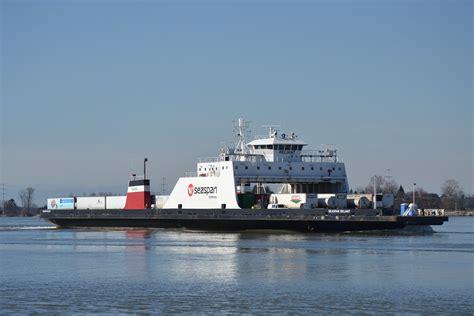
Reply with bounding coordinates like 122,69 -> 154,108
353,178 -> 472,211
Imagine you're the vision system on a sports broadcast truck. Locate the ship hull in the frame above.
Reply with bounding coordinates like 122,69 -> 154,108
41,208 -> 448,232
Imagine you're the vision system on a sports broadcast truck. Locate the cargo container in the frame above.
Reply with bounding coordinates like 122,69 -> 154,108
269,193 -> 318,209
76,196 -> 106,210
155,195 -> 169,209
317,193 -> 347,208
47,198 -> 75,210
105,196 -> 126,209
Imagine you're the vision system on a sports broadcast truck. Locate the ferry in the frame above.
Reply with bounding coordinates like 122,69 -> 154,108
41,118 -> 448,232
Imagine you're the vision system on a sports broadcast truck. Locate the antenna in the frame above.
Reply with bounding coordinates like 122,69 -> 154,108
262,124 -> 281,138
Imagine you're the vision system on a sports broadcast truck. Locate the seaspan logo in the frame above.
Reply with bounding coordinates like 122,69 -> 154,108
188,184 -> 194,196
187,184 -> 218,197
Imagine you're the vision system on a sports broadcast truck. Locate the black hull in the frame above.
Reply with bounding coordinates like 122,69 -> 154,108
41,208 -> 448,232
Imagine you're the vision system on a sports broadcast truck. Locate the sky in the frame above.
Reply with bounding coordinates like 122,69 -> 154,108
1,0 -> 473,205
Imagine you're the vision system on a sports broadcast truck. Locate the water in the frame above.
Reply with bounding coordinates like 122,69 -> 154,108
0,217 -> 473,314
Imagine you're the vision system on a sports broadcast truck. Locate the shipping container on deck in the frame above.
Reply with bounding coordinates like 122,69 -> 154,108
76,196 -> 106,210
47,198 -> 75,210
105,196 -> 126,209
155,195 -> 169,209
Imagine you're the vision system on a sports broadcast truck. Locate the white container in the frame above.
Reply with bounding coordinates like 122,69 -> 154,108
106,196 -> 126,209
155,195 -> 169,209
76,196 -> 106,210
268,193 -> 312,209
47,198 -> 75,210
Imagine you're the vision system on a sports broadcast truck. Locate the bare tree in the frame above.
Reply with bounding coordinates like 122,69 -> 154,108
364,176 -> 399,194
441,179 -> 464,210
19,187 -> 35,215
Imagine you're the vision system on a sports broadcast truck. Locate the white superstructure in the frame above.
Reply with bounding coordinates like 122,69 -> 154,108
164,118 -> 350,209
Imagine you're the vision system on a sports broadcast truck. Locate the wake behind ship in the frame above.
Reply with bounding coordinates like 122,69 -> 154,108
41,118 -> 448,232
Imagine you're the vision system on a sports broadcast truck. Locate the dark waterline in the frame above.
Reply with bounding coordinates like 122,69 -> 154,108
1,217 -> 473,314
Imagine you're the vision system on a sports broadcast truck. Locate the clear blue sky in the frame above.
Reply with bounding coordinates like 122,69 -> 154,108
1,0 -> 472,205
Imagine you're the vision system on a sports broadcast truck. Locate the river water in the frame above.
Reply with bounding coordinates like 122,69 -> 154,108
0,216 -> 472,314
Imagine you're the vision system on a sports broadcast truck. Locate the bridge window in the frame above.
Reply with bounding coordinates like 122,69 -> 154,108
268,145 -> 273,149
291,145 -> 297,150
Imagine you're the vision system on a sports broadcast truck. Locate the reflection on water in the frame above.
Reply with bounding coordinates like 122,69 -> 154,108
0,217 -> 472,314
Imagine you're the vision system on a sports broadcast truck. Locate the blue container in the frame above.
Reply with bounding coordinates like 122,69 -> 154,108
400,203 -> 409,215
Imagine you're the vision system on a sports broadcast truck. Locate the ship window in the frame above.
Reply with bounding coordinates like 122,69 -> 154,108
285,145 -> 290,150
222,166 -> 224,170
298,145 -> 303,150
302,167 -> 305,170
339,167 -> 341,171
289,167 -> 292,170
235,166 -> 238,170
257,166 -> 260,170
275,145 -> 280,150
291,145 -> 297,150
204,168 -> 207,171
199,168 -> 201,171
279,166 -> 282,170
311,167 -> 314,170
320,167 -> 323,171
332,167 -> 335,171
245,166 -> 248,170
268,166 -> 271,170
268,145 -> 273,149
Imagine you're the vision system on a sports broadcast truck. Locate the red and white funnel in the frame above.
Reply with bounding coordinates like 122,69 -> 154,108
124,158 -> 151,210
124,179 -> 151,209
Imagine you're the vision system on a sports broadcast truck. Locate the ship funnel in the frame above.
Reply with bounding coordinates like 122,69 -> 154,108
125,178 -> 151,210
125,158 -> 151,210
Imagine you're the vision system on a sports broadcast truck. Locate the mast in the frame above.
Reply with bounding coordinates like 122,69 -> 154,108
234,118 -> 250,155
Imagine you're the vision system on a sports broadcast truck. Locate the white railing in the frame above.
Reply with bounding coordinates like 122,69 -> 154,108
197,157 -> 219,163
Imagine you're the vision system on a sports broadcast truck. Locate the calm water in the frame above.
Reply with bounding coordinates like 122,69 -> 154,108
0,217 -> 473,314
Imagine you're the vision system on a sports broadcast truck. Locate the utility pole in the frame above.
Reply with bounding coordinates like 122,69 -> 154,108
413,183 -> 416,205
373,175 -> 377,210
